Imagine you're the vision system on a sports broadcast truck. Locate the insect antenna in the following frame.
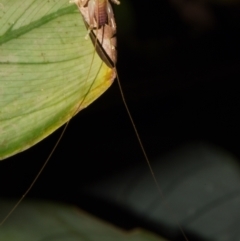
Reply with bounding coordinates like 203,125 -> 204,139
0,123 -> 69,226
114,66 -> 190,241
104,2 -> 190,241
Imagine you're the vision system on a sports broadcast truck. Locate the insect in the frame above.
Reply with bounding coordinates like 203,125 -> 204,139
71,0 -> 120,67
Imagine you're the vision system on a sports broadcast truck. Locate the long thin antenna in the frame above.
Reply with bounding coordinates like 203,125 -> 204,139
0,122 -> 69,226
115,71 -> 190,241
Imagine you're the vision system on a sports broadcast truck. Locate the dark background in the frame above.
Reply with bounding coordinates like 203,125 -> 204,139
1,1 -> 240,240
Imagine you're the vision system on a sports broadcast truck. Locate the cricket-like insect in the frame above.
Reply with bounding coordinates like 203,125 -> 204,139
71,0 -> 120,67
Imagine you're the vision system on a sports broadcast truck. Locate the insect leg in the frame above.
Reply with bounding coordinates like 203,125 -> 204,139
106,0 -> 116,31
86,0 -> 96,28
110,0 -> 120,5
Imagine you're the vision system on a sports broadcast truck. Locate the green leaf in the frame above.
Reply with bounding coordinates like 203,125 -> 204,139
0,200 -> 168,241
0,0 -> 115,160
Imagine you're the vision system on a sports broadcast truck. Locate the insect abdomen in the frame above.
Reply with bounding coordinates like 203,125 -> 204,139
95,0 -> 108,27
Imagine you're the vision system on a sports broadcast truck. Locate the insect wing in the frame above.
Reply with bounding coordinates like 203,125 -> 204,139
85,21 -> 117,68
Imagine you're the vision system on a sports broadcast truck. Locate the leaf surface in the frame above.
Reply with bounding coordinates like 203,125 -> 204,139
0,200 -> 168,241
0,0 -> 115,160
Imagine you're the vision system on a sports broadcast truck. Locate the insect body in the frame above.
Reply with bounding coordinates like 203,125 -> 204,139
72,0 -> 120,67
